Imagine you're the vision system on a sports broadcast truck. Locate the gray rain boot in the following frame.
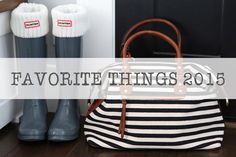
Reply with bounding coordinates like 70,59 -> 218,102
48,100 -> 79,141
18,100 -> 48,141
48,4 -> 89,142
10,3 -> 49,141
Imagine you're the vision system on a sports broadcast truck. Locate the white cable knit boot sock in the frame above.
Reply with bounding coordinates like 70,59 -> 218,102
51,4 -> 89,38
11,3 -> 49,38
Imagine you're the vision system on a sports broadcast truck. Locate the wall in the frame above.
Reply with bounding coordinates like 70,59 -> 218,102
0,11 -> 21,129
0,33 -> 20,129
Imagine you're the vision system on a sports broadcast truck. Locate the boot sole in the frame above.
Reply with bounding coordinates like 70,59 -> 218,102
18,134 -> 46,142
48,134 -> 78,142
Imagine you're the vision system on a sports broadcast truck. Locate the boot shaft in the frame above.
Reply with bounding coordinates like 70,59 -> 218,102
22,100 -> 48,121
55,37 -> 81,58
15,36 -> 47,58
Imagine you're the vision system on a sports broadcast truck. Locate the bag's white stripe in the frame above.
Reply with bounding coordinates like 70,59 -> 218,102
110,65 -> 176,70
109,78 -> 209,89
95,107 -> 220,117
108,86 -> 208,93
85,125 -> 223,142
107,64 -> 211,73
199,143 -> 221,150
89,112 -> 223,126
105,94 -> 217,100
86,136 -> 222,149
102,101 -> 218,109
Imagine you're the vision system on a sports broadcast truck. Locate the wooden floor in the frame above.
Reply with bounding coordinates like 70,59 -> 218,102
0,117 -> 236,157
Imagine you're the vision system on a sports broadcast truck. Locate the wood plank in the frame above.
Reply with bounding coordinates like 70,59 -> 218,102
0,117 -> 236,157
0,124 -> 19,156
5,140 -> 79,157
4,113 -> 79,157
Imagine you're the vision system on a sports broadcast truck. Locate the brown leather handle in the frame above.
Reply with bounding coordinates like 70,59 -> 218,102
122,30 -> 182,58
89,31 -> 182,138
121,18 -> 182,51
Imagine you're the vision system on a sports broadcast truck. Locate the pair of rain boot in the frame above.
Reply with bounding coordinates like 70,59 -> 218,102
10,3 -> 89,141
18,100 -> 79,142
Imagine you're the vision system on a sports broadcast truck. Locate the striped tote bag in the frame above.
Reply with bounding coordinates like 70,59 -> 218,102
84,19 -> 224,150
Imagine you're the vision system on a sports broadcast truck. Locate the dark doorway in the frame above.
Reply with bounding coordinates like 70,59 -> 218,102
116,0 -> 236,58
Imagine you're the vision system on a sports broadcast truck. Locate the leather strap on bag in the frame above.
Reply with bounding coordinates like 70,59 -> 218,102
122,30 -> 181,58
87,99 -> 104,116
118,30 -> 182,138
121,18 -> 182,57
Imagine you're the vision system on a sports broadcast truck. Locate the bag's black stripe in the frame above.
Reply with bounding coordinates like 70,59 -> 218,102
102,68 -> 177,74
101,64 -> 209,75
189,140 -> 222,150
92,110 -> 222,121
104,99 -> 218,104
102,62 -> 205,67
87,140 -> 100,148
98,104 -> 219,113
85,122 -> 224,138
85,134 -> 124,149
107,91 -> 216,97
86,116 -> 224,130
86,134 -> 221,150
84,128 -> 223,146
85,134 -> 222,150
86,135 -> 222,150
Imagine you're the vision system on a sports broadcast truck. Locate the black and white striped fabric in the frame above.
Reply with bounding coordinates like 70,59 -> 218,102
84,62 -> 224,150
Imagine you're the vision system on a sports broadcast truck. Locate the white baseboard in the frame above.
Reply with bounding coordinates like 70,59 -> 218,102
0,100 -> 20,129
0,11 -> 11,37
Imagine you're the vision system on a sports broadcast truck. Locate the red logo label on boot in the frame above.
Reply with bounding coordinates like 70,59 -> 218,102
57,20 -> 72,27
24,20 -> 40,29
